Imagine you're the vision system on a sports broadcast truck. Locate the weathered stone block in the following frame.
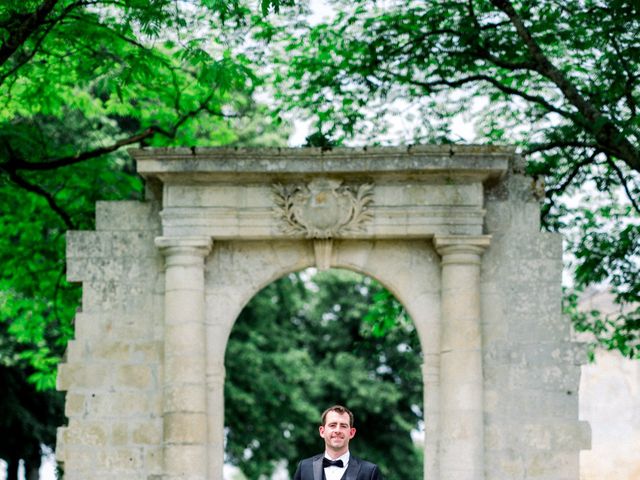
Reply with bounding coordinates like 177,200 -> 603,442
86,392 -> 156,417
163,354 -> 208,384
89,339 -> 132,362
164,444 -> 208,476
95,200 -> 160,231
164,412 -> 208,444
63,393 -> 86,417
131,421 -> 162,445
164,384 -> 206,413
63,422 -> 109,446
60,445 -> 96,471
116,364 -> 156,389
131,340 -> 163,363
144,445 -> 163,473
95,446 -> 144,471
110,422 -> 129,446
57,362 -> 113,391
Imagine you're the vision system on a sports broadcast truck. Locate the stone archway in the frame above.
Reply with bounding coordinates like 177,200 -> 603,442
57,145 -> 590,480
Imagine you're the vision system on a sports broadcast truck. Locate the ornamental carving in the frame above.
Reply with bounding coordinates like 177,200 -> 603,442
273,178 -> 374,238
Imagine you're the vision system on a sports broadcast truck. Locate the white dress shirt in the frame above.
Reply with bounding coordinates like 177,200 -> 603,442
323,451 -> 350,480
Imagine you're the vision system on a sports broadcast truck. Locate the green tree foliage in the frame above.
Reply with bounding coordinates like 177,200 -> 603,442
0,0 -> 258,386
225,269 -> 423,479
259,0 -> 640,357
0,0 -> 285,472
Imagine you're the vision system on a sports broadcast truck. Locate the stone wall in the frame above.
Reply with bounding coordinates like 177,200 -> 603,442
481,167 -> 591,479
57,201 -> 164,480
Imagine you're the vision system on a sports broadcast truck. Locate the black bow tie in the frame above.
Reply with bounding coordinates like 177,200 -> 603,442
323,458 -> 344,468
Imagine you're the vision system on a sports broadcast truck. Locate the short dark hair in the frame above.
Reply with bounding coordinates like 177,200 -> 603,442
321,405 -> 354,427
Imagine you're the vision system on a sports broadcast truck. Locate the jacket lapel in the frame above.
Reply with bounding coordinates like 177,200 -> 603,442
343,456 -> 361,480
312,455 -> 324,480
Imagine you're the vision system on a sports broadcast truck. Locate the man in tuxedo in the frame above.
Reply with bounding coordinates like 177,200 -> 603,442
293,405 -> 383,480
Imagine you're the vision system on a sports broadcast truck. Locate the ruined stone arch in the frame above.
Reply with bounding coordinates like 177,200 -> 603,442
209,239 -> 440,358
57,146 -> 590,480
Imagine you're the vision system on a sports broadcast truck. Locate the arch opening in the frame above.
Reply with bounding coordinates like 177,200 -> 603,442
223,268 -> 425,479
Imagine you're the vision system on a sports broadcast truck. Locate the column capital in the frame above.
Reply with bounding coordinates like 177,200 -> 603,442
433,235 -> 491,265
155,236 -> 212,256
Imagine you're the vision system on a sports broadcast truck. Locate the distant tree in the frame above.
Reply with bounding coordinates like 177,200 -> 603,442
225,269 -> 423,479
262,0 -> 640,357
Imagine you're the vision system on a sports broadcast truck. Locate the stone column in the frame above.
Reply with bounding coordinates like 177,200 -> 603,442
433,235 -> 490,480
156,236 -> 212,480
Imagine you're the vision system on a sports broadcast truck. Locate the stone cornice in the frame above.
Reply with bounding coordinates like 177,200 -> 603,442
132,145 -> 512,183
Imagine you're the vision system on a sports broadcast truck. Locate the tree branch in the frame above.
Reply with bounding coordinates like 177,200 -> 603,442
464,0 -> 536,71
541,152 -> 597,222
387,70 -> 574,119
471,41 -> 536,71
65,13 -> 154,51
1,167 -> 75,229
9,128 -> 158,171
525,140 -> 596,155
0,0 -> 61,67
0,1 -> 131,74
394,28 -> 461,57
546,154 -> 596,200
7,98 -> 236,172
0,19 -> 57,86
606,155 -> 640,214
489,0 -> 640,172
609,35 -> 638,117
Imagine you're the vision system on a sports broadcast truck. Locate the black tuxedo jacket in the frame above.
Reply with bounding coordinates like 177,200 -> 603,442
293,454 -> 383,480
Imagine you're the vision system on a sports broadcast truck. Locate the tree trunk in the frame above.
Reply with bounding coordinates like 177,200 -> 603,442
26,454 -> 42,480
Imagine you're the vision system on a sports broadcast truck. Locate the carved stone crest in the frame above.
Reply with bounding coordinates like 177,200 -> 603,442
273,178 -> 374,238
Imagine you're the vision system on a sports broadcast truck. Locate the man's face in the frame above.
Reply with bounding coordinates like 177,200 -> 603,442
319,410 -> 356,455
